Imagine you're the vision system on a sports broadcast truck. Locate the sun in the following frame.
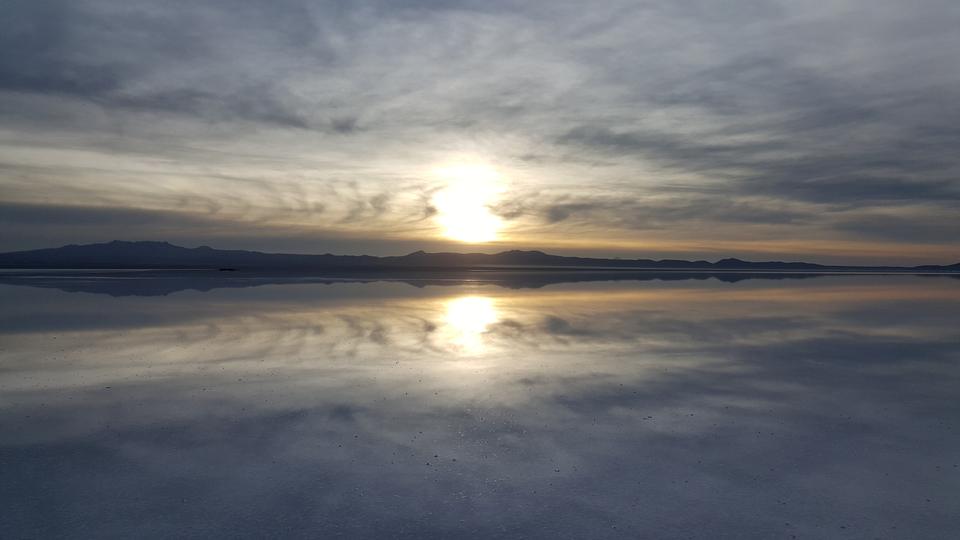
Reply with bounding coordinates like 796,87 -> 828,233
432,164 -> 503,243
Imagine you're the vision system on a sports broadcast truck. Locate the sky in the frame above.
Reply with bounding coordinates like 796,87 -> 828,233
1,0 -> 959,264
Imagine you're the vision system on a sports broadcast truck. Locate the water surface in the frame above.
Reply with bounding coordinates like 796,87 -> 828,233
2,275 -> 958,539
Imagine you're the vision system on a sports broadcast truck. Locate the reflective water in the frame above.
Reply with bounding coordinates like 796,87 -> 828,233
2,275 -> 959,539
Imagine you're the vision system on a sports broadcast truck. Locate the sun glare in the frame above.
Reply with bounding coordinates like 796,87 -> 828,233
432,164 -> 503,243
444,296 -> 498,353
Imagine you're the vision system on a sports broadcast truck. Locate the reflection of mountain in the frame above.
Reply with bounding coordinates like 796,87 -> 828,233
3,240 -> 959,272
0,269 -> 858,297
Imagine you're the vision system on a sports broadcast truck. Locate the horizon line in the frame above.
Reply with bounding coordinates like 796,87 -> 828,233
2,239 -> 958,269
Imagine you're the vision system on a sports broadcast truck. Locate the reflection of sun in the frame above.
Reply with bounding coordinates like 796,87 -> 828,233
432,164 -> 503,243
444,296 -> 498,353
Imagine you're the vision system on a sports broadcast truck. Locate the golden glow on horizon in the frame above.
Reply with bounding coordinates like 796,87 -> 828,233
432,164 -> 503,243
443,296 -> 498,353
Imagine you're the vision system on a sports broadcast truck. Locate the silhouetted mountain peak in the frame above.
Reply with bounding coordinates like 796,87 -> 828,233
502,249 -> 547,256
105,240 -> 172,247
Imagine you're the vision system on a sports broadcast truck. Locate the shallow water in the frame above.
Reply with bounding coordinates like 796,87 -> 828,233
1,275 -> 959,539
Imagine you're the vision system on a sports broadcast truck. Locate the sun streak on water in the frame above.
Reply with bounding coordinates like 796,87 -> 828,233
443,296 -> 498,354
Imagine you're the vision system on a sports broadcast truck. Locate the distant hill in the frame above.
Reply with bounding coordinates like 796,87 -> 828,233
0,240 -> 957,272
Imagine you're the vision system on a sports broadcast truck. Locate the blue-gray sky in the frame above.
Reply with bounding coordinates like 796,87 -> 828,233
1,0 -> 959,263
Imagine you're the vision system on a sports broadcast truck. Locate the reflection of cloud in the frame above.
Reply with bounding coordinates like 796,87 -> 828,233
2,278 -> 960,538
442,296 -> 498,354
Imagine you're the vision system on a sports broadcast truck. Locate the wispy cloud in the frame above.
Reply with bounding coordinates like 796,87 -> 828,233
1,0 -> 959,262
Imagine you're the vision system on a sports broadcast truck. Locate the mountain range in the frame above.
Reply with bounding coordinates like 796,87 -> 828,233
1,240 -> 958,272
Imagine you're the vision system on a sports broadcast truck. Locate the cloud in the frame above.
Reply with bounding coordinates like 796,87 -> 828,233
498,190 -> 811,230
1,0 -> 959,261
0,201 -> 455,255
834,211 -> 960,243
